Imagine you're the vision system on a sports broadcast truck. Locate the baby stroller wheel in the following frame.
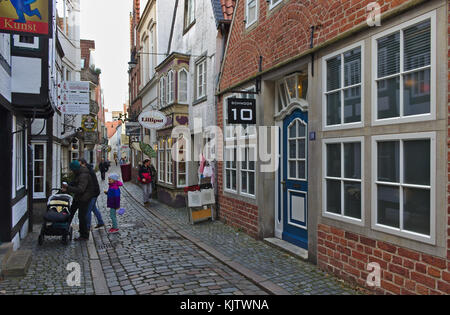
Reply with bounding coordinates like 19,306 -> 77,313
38,234 -> 44,246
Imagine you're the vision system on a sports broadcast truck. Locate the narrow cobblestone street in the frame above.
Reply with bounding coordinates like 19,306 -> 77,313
0,169 -> 362,295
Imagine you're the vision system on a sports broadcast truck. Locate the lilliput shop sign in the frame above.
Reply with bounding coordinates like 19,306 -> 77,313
0,0 -> 52,37
138,110 -> 167,130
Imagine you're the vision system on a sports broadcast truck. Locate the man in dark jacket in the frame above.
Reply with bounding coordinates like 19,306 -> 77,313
99,158 -> 109,181
62,160 -> 96,241
79,159 -> 105,229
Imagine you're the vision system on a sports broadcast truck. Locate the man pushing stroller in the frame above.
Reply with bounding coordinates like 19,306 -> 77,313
62,160 -> 97,241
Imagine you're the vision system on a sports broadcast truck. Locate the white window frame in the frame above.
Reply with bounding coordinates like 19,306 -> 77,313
184,0 -> 195,29
371,132 -> 436,244
245,0 -> 258,28
269,0 -> 283,10
322,137 -> 365,226
15,125 -> 25,192
322,41 -> 364,131
371,11 -> 436,126
196,58 -> 206,100
239,144 -> 256,198
224,146 -> 237,193
158,139 -> 165,182
287,118 -> 308,181
149,27 -> 155,79
165,139 -> 173,184
168,70 -> 175,104
13,35 -> 39,49
32,142 -> 46,199
178,68 -> 188,104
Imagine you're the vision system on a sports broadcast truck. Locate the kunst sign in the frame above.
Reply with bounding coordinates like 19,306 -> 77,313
138,110 -> 167,130
0,0 -> 52,37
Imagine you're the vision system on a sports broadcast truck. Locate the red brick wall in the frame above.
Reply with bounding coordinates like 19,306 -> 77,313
220,0 -> 412,91
80,40 -> 95,70
317,224 -> 450,295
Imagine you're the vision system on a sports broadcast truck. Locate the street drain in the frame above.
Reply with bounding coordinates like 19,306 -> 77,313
97,243 -> 114,250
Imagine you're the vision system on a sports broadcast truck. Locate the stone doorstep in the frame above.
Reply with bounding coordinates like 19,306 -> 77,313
263,238 -> 309,261
0,242 -> 14,279
1,250 -> 32,278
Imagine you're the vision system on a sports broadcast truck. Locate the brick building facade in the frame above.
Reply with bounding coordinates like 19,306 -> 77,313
217,0 -> 449,294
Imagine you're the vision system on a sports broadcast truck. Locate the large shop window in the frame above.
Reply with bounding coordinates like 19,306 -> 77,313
373,13 -> 435,124
323,138 -> 363,224
323,43 -> 363,129
372,133 -> 435,243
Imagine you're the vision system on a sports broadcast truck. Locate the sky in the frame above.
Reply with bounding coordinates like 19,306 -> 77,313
79,0 -> 133,118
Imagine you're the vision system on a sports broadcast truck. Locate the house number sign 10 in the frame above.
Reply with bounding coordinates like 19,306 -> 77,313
227,98 -> 256,125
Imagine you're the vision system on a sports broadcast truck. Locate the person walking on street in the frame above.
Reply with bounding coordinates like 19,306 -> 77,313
79,158 -> 105,229
105,173 -> 123,234
62,160 -> 96,241
99,158 -> 109,181
139,159 -> 153,206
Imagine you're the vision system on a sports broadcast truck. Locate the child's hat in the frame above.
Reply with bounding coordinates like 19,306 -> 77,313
108,173 -> 120,181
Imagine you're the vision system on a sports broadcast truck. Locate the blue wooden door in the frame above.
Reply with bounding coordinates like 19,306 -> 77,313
282,109 -> 308,249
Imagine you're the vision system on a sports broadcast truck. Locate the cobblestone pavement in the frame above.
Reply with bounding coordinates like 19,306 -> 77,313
0,167 -> 364,295
93,182 -> 267,295
123,177 -> 362,295
0,224 -> 94,295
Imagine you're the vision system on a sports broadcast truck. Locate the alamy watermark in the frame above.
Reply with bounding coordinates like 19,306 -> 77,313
366,262 -> 381,287
66,262 -> 81,287
367,2 -> 381,27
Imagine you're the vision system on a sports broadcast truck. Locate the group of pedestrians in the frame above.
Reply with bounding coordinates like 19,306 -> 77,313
62,158 -> 124,241
61,157 -> 157,241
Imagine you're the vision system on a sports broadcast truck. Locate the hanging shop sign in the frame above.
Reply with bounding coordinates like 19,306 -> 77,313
125,122 -> 142,136
227,98 -> 256,125
58,81 -> 90,115
139,142 -> 157,158
138,110 -> 167,130
81,115 -> 97,132
0,0 -> 53,37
